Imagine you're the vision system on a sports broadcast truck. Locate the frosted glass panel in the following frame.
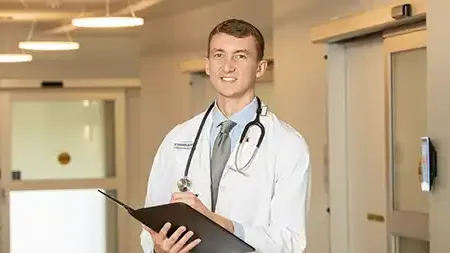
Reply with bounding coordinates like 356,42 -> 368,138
9,189 -> 117,253
11,100 -> 115,180
397,236 -> 429,253
390,47 -> 428,213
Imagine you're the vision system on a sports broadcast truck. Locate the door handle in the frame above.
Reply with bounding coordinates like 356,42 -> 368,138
418,159 -> 422,181
367,213 -> 385,223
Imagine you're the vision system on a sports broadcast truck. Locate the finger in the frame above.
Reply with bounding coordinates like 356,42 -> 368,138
179,238 -> 202,253
159,222 -> 171,239
172,192 -> 197,200
173,198 -> 194,207
172,195 -> 197,204
164,226 -> 186,249
170,230 -> 194,253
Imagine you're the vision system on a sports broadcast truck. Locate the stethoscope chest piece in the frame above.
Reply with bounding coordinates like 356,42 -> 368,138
177,177 -> 192,192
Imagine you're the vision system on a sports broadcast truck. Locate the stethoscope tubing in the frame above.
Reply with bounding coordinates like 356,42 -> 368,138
181,96 -> 265,188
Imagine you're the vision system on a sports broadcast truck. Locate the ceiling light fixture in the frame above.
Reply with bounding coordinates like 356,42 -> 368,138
0,54 -> 32,63
20,18 -> 80,51
71,0 -> 144,28
72,16 -> 144,28
18,41 -> 80,51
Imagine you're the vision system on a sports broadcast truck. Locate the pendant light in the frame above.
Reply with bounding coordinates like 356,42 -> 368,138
19,41 -> 79,51
19,19 -> 80,51
0,29 -> 32,63
0,54 -> 32,63
71,0 -> 144,28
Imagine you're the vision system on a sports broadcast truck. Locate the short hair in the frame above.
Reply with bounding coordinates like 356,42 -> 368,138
207,19 -> 265,61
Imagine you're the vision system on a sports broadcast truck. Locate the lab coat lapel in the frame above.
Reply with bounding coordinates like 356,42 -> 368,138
195,113 -> 213,208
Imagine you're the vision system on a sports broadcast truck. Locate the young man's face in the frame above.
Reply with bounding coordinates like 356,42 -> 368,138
205,33 -> 267,100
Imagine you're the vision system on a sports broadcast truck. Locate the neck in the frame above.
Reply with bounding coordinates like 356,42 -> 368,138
216,93 -> 255,118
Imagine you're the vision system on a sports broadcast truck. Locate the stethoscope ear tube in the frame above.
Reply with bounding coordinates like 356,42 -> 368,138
183,102 -> 215,179
239,97 -> 265,148
180,97 -> 266,191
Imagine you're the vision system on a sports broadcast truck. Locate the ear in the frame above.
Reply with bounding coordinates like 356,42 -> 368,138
255,60 -> 268,78
204,57 -> 210,76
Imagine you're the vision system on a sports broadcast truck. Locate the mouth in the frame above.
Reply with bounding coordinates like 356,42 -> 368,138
220,76 -> 237,82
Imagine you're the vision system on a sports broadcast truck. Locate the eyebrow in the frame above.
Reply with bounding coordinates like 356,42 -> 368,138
211,48 -> 251,55
234,49 -> 251,55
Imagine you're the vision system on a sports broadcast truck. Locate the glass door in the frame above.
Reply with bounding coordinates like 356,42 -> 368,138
0,89 -> 127,253
383,25 -> 429,253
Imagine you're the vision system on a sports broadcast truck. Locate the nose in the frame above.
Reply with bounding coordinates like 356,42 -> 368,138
222,58 -> 236,73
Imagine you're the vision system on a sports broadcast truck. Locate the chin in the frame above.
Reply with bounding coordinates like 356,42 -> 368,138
212,81 -> 251,99
218,89 -> 249,100
213,84 -> 236,96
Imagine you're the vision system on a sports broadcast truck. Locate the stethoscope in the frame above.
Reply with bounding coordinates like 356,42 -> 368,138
177,96 -> 266,192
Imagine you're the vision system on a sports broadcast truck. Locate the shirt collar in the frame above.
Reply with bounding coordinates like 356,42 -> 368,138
212,97 -> 258,128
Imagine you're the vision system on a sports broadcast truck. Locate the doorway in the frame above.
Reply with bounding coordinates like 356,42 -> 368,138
0,88 -> 128,253
327,23 -> 428,253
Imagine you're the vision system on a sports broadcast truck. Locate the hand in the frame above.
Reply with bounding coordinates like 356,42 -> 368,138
143,222 -> 201,253
171,192 -> 234,233
171,192 -> 210,217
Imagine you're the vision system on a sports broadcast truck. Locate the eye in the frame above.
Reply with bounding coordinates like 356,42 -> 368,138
234,54 -> 247,60
213,52 -> 224,58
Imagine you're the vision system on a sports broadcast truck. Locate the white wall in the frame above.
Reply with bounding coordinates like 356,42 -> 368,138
428,0 -> 450,252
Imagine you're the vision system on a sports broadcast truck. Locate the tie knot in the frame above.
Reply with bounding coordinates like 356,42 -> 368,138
220,120 -> 236,134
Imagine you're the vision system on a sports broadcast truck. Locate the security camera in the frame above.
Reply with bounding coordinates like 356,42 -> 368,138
391,3 -> 412,20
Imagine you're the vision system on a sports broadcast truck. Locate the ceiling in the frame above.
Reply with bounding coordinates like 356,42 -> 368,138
0,0 -> 231,35
0,0 -> 273,62
140,0 -> 273,55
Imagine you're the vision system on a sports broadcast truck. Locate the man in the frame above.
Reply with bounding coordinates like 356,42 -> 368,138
140,19 -> 310,253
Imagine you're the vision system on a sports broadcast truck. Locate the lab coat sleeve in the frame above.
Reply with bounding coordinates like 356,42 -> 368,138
232,220 -> 245,240
241,133 -> 310,253
140,128 -> 178,253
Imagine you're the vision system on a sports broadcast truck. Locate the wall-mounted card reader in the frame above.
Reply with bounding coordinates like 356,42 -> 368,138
420,137 -> 437,192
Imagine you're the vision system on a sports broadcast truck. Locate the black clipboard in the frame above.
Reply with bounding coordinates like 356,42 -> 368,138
98,190 -> 255,253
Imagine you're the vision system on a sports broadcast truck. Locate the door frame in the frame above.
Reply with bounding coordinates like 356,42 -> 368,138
326,22 -> 427,253
0,84 -> 131,253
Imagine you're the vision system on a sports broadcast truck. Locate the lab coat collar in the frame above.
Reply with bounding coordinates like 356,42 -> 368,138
211,97 -> 258,128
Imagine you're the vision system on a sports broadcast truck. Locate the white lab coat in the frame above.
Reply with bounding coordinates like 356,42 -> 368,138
140,105 -> 310,253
